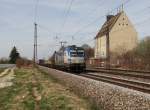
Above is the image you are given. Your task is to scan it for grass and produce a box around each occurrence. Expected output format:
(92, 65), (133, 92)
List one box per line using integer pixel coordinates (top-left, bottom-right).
(38, 68), (102, 110)
(0, 67), (91, 110)
(0, 68), (5, 74)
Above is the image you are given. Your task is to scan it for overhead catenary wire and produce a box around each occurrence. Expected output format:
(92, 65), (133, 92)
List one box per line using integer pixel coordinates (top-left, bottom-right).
(70, 0), (133, 38)
(38, 0), (149, 41)
(128, 6), (150, 15)
(34, 0), (150, 49)
(38, 0), (149, 44)
(36, 0), (105, 39)
(38, 24), (52, 35)
(74, 0), (106, 25)
(98, 16), (150, 35)
(75, 13), (150, 46)
(66, 4), (150, 40)
(56, 0), (131, 40)
(89, 16), (150, 39)
(107, 0), (132, 17)
(37, 0), (75, 44)
(67, 15), (150, 46)
(59, 0), (74, 35)
(107, 15), (150, 35)
(34, 0), (40, 23)
(76, 6), (150, 38)
(36, 0), (133, 40)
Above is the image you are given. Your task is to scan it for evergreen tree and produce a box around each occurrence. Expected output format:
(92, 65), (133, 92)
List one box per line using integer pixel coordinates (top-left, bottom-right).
(9, 46), (20, 64)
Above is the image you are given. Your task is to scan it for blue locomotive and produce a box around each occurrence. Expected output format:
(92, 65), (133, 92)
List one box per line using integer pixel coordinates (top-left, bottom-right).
(53, 45), (86, 72)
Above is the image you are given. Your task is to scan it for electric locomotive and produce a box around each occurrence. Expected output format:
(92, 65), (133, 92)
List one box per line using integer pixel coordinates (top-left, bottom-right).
(53, 45), (86, 72)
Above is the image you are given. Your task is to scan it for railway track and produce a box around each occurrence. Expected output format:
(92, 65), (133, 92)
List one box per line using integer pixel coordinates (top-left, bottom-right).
(41, 65), (150, 94)
(86, 68), (150, 79)
(87, 67), (150, 74)
(94, 67), (150, 74)
(79, 73), (150, 94)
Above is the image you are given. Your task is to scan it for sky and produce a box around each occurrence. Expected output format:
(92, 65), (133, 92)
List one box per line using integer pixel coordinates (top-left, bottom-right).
(0, 0), (150, 59)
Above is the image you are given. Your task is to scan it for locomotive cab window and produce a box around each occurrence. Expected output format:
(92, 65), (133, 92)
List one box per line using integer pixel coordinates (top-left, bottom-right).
(77, 52), (84, 57)
(70, 50), (84, 57)
(70, 52), (77, 57)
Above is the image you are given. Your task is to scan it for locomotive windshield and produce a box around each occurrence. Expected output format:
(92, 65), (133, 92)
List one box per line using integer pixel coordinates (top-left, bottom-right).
(70, 50), (84, 57)
(70, 52), (77, 57)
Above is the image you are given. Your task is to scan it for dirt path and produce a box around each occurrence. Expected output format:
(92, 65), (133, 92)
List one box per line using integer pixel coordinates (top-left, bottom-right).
(0, 68), (15, 88)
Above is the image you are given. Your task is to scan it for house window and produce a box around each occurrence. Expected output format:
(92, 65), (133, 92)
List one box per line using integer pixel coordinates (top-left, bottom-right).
(126, 24), (128, 26)
(123, 18), (125, 20)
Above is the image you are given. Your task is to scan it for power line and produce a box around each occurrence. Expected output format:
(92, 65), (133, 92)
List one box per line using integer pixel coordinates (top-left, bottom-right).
(66, 0), (149, 40)
(79, 16), (150, 45)
(109, 17), (150, 35)
(38, 24), (52, 35)
(62, 0), (74, 27)
(59, 0), (74, 35)
(125, 0), (133, 5)
(74, 6), (149, 39)
(35, 0), (149, 47)
(37, 0), (104, 39)
(74, 0), (105, 25)
(71, 10), (150, 46)
(73, 17), (150, 46)
(35, 0), (133, 41)
(37, 3), (149, 43)
(75, 0), (131, 36)
(129, 6), (150, 15)
(106, 0), (132, 15)
(70, 0), (133, 38)
(72, 15), (106, 37)
(34, 0), (39, 22)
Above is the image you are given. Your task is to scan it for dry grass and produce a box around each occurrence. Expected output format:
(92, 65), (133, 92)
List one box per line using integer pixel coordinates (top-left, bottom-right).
(0, 67), (91, 110)
(0, 68), (5, 74)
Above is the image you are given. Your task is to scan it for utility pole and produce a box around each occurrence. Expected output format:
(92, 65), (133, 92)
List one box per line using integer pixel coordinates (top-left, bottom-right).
(60, 41), (67, 48)
(106, 16), (110, 69)
(33, 22), (38, 66)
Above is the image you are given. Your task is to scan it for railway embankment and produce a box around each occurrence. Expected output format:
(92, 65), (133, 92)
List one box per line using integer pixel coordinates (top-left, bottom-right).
(39, 66), (150, 110)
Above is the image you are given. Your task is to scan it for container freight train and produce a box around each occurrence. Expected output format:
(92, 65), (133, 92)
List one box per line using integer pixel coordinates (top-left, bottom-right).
(52, 45), (86, 72)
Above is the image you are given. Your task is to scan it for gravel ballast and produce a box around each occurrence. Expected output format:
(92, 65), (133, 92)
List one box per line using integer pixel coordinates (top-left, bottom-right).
(39, 66), (150, 110)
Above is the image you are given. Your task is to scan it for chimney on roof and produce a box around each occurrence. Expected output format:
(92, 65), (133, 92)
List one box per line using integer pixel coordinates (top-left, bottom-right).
(106, 15), (114, 21)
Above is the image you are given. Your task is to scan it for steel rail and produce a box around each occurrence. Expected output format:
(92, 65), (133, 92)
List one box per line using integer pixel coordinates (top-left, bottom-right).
(93, 67), (150, 74)
(80, 73), (150, 94)
(86, 68), (150, 79)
